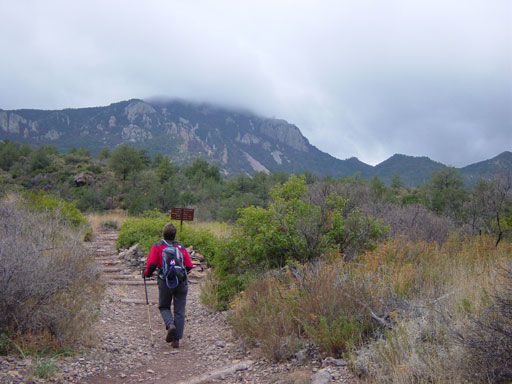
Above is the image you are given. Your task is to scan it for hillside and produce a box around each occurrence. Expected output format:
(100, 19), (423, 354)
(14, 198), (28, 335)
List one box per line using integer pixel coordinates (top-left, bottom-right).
(0, 99), (372, 178)
(374, 154), (446, 186)
(460, 151), (512, 184)
(0, 99), (509, 185)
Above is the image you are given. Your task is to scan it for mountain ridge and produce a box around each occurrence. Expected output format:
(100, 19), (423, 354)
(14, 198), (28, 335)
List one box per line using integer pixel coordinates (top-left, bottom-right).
(0, 99), (510, 185)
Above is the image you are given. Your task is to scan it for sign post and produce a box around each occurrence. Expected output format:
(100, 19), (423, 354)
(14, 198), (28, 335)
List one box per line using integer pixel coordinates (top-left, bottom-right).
(170, 208), (195, 231)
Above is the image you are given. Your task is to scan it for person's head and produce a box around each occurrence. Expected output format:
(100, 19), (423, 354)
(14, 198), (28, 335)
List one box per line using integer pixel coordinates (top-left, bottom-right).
(163, 223), (177, 241)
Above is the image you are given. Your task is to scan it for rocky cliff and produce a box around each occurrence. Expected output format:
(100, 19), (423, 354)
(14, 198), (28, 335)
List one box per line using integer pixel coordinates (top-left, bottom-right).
(0, 99), (372, 177)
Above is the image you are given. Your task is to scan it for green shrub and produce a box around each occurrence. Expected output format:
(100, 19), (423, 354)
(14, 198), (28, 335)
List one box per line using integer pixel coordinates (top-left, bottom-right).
(117, 216), (168, 252)
(208, 176), (388, 308)
(24, 190), (87, 228)
(117, 213), (221, 262)
(31, 359), (58, 379)
(304, 315), (360, 356)
(86, 164), (103, 174)
(101, 220), (119, 230)
(230, 274), (302, 361)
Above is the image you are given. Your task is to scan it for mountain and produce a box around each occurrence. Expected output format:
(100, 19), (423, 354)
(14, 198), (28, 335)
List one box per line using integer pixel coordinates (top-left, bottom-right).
(374, 154), (446, 186)
(0, 99), (372, 178)
(0, 99), (509, 185)
(459, 151), (512, 184)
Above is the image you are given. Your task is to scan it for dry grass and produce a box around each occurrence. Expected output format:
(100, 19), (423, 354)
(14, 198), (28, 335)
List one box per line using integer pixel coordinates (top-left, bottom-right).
(0, 198), (104, 353)
(199, 270), (221, 312)
(230, 235), (512, 383)
(271, 370), (312, 384)
(350, 236), (512, 383)
(230, 274), (302, 361)
(86, 210), (128, 232)
(187, 220), (232, 239)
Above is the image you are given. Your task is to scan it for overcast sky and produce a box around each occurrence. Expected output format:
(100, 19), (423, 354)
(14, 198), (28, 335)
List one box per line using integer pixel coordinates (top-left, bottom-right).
(0, 0), (510, 166)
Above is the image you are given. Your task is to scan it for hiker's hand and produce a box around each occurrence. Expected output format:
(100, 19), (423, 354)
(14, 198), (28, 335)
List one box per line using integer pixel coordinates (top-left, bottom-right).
(141, 270), (146, 278)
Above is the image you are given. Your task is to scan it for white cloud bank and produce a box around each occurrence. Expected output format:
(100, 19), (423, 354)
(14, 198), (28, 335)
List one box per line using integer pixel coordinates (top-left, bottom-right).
(0, 0), (510, 166)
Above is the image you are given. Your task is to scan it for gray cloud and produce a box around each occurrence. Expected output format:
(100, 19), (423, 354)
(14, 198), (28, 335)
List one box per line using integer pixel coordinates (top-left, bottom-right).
(0, 0), (510, 166)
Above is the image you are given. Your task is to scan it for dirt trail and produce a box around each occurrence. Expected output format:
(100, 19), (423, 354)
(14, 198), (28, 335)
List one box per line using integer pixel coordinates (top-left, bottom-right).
(80, 229), (256, 384)
(0, 228), (354, 383)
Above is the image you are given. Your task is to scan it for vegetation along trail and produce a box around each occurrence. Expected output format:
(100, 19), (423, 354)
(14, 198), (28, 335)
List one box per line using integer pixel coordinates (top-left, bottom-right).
(79, 228), (353, 384)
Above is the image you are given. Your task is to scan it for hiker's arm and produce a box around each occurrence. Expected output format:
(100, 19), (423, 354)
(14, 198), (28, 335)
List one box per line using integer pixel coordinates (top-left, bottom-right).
(144, 245), (160, 277)
(181, 248), (194, 272)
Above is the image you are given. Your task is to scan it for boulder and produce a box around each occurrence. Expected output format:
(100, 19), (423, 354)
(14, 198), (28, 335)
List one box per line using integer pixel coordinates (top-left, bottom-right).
(119, 244), (146, 268)
(73, 172), (88, 187)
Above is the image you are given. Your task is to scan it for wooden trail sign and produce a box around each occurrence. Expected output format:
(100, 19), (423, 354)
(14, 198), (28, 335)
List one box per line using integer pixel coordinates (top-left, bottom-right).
(171, 208), (195, 231)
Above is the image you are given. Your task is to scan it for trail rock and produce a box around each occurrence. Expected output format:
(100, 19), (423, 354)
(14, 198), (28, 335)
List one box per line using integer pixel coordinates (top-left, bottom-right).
(312, 369), (332, 384)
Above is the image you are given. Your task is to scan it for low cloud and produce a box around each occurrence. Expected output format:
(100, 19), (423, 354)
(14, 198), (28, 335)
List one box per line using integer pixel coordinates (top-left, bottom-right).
(0, 0), (510, 166)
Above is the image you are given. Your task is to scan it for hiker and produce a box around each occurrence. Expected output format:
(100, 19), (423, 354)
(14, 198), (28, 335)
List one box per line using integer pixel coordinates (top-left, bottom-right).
(143, 223), (194, 348)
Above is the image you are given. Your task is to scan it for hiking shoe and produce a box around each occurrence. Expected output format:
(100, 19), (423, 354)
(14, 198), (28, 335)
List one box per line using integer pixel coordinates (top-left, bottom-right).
(166, 324), (177, 343)
(172, 339), (179, 348)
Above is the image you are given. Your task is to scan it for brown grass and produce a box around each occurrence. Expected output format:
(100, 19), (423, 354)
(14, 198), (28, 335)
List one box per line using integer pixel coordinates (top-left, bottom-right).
(0, 198), (104, 353)
(199, 270), (221, 312)
(86, 210), (128, 232)
(229, 235), (512, 383)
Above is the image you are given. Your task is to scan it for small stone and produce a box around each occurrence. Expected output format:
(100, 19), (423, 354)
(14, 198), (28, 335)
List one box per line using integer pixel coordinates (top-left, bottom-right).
(323, 357), (347, 367)
(146, 369), (155, 374)
(312, 369), (331, 384)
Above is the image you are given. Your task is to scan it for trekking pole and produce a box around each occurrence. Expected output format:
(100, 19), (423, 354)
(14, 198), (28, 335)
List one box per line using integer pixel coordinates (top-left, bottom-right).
(143, 274), (155, 347)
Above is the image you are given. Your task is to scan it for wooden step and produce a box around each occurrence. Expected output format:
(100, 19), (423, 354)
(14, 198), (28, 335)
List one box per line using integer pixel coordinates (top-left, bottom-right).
(101, 260), (121, 266)
(109, 274), (140, 280)
(108, 280), (157, 286)
(119, 298), (157, 305)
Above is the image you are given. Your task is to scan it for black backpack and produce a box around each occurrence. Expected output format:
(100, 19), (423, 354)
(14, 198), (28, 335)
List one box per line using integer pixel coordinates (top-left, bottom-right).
(160, 240), (187, 289)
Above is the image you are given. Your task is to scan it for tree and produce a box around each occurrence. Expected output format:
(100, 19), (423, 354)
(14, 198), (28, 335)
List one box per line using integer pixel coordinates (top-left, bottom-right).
(486, 172), (512, 246)
(109, 144), (145, 181)
(0, 140), (32, 170)
(427, 167), (466, 220)
(390, 173), (403, 190)
(156, 156), (176, 182)
(96, 146), (111, 160)
(370, 176), (385, 201)
(152, 152), (163, 168)
(68, 147), (90, 158)
(185, 159), (221, 184)
(28, 146), (55, 172)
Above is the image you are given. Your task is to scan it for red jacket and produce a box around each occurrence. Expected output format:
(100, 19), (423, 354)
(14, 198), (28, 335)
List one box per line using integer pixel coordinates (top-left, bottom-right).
(144, 240), (194, 278)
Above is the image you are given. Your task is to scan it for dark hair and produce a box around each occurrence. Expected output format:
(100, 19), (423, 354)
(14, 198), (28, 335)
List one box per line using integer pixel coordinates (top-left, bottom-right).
(163, 223), (177, 241)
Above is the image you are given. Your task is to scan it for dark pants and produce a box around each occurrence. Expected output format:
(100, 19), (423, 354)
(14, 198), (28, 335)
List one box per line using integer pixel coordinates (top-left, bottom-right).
(157, 277), (188, 339)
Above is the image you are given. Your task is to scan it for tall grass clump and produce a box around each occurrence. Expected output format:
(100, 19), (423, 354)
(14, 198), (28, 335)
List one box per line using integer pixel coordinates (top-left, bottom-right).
(229, 234), (512, 383)
(230, 261), (394, 361)
(350, 236), (512, 383)
(0, 197), (103, 354)
(87, 210), (128, 232)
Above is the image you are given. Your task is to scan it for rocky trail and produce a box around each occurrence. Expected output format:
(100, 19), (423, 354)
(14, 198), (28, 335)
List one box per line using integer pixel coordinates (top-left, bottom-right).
(0, 229), (354, 384)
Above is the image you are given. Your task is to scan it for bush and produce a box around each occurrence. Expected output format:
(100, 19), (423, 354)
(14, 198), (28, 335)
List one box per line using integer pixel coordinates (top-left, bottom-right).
(30, 359), (58, 379)
(304, 315), (360, 356)
(117, 215), (169, 252)
(209, 176), (388, 308)
(350, 237), (512, 383)
(0, 197), (103, 352)
(455, 263), (512, 383)
(230, 274), (302, 361)
(230, 262), (388, 361)
(117, 213), (221, 262)
(101, 220), (119, 230)
(361, 203), (454, 244)
(24, 190), (87, 228)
